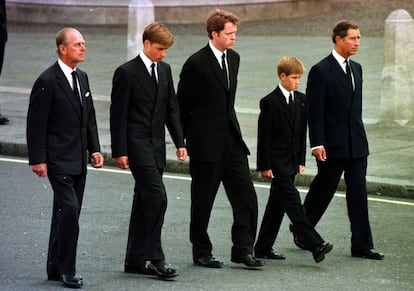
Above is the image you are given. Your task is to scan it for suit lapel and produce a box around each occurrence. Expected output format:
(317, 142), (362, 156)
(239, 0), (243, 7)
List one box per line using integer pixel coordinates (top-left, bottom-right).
(77, 69), (89, 124)
(55, 63), (82, 119)
(328, 54), (354, 95)
(275, 87), (293, 129)
(134, 56), (157, 101)
(206, 46), (228, 92)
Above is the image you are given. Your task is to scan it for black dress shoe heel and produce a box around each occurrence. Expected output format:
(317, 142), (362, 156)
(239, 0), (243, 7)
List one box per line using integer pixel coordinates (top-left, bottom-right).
(124, 264), (156, 275)
(351, 249), (384, 260)
(61, 274), (83, 288)
(148, 262), (178, 279)
(194, 256), (224, 268)
(255, 249), (286, 260)
(312, 242), (333, 263)
(47, 273), (61, 281)
(231, 254), (264, 268)
(290, 224), (309, 250)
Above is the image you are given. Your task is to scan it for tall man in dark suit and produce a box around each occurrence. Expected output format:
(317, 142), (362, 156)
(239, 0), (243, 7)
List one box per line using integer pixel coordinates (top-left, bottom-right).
(110, 22), (186, 279)
(254, 56), (333, 263)
(27, 27), (104, 288)
(177, 9), (263, 269)
(293, 20), (384, 260)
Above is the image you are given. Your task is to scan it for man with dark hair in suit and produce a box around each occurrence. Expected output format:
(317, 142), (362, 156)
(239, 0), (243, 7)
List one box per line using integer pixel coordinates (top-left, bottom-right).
(177, 9), (263, 269)
(291, 20), (384, 260)
(110, 22), (186, 279)
(27, 27), (104, 288)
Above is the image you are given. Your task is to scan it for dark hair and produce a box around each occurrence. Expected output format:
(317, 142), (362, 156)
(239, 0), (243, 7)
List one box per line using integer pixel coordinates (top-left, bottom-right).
(205, 9), (239, 40)
(142, 22), (174, 47)
(332, 20), (359, 43)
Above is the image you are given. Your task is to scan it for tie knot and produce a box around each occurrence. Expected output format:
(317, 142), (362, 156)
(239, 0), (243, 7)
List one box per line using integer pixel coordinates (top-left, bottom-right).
(222, 53), (226, 59)
(151, 62), (155, 69)
(71, 70), (77, 77)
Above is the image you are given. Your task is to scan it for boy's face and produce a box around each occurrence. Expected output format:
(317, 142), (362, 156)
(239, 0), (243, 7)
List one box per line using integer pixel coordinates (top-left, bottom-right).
(280, 73), (302, 91)
(143, 40), (169, 62)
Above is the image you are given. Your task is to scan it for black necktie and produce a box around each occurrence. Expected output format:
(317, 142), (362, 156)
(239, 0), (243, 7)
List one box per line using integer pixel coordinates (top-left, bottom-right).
(288, 93), (294, 117)
(151, 62), (158, 91)
(221, 53), (229, 90)
(345, 60), (353, 87)
(71, 71), (82, 105)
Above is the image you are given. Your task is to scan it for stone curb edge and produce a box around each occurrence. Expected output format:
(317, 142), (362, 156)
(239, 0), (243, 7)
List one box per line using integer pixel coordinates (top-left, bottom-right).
(1, 142), (412, 200)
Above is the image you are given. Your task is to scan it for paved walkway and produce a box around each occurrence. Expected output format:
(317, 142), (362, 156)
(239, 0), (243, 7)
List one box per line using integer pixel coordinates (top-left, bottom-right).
(0, 19), (413, 199)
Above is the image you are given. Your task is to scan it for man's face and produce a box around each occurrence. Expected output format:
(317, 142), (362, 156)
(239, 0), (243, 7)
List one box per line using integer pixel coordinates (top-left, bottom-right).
(143, 40), (169, 62)
(212, 22), (237, 51)
(60, 29), (86, 68)
(280, 73), (302, 92)
(336, 28), (360, 58)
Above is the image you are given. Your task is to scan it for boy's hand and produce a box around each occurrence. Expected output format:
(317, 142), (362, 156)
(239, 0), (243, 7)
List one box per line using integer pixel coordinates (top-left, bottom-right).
(260, 169), (274, 179)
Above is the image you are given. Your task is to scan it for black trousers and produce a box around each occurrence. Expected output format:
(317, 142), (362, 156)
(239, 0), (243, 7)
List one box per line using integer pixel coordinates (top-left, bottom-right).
(0, 40), (5, 75)
(189, 133), (258, 260)
(255, 175), (324, 253)
(125, 165), (166, 267)
(47, 173), (86, 276)
(304, 157), (373, 251)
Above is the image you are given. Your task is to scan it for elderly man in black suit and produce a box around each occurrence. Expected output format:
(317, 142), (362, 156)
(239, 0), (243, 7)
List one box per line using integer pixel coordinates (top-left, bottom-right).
(291, 20), (384, 260)
(27, 27), (104, 288)
(177, 9), (263, 269)
(110, 22), (186, 279)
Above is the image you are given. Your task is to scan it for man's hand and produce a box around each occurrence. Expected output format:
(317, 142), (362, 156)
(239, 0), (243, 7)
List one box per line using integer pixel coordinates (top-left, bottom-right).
(312, 147), (327, 161)
(260, 169), (274, 179)
(115, 156), (129, 169)
(176, 147), (187, 161)
(91, 152), (104, 168)
(32, 163), (48, 177)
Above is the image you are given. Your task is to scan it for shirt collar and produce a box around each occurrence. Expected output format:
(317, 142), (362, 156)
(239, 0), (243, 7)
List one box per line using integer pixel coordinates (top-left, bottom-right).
(278, 83), (293, 99)
(139, 51), (156, 73)
(332, 49), (348, 65)
(58, 58), (75, 75)
(209, 41), (227, 65)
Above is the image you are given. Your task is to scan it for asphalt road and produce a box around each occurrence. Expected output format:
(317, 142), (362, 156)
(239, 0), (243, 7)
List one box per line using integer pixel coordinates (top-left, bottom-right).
(1, 156), (413, 290)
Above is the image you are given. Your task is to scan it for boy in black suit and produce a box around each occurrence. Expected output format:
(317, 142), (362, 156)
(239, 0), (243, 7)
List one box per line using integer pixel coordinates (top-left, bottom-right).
(254, 57), (332, 263)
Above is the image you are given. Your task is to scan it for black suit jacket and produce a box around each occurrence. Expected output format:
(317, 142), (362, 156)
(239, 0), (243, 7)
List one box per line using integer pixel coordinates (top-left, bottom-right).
(177, 44), (249, 161)
(257, 86), (307, 176)
(27, 62), (101, 175)
(307, 54), (369, 159)
(0, 0), (7, 43)
(110, 56), (184, 168)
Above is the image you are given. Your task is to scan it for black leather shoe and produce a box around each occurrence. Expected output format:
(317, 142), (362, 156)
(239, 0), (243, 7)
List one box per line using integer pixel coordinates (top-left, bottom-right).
(194, 256), (224, 268)
(255, 249), (285, 260)
(290, 224), (309, 250)
(312, 242), (333, 263)
(231, 254), (264, 268)
(124, 264), (156, 275)
(352, 249), (384, 260)
(61, 274), (83, 288)
(0, 116), (9, 125)
(147, 261), (178, 279)
(47, 273), (61, 281)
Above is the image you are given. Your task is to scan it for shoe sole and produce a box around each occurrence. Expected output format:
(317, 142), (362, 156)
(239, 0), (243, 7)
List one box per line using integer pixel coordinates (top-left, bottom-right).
(313, 244), (333, 263)
(193, 261), (224, 268)
(231, 259), (264, 269)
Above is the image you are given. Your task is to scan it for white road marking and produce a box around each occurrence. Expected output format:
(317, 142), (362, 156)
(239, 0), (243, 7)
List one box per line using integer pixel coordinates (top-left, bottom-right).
(2, 156), (413, 206)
